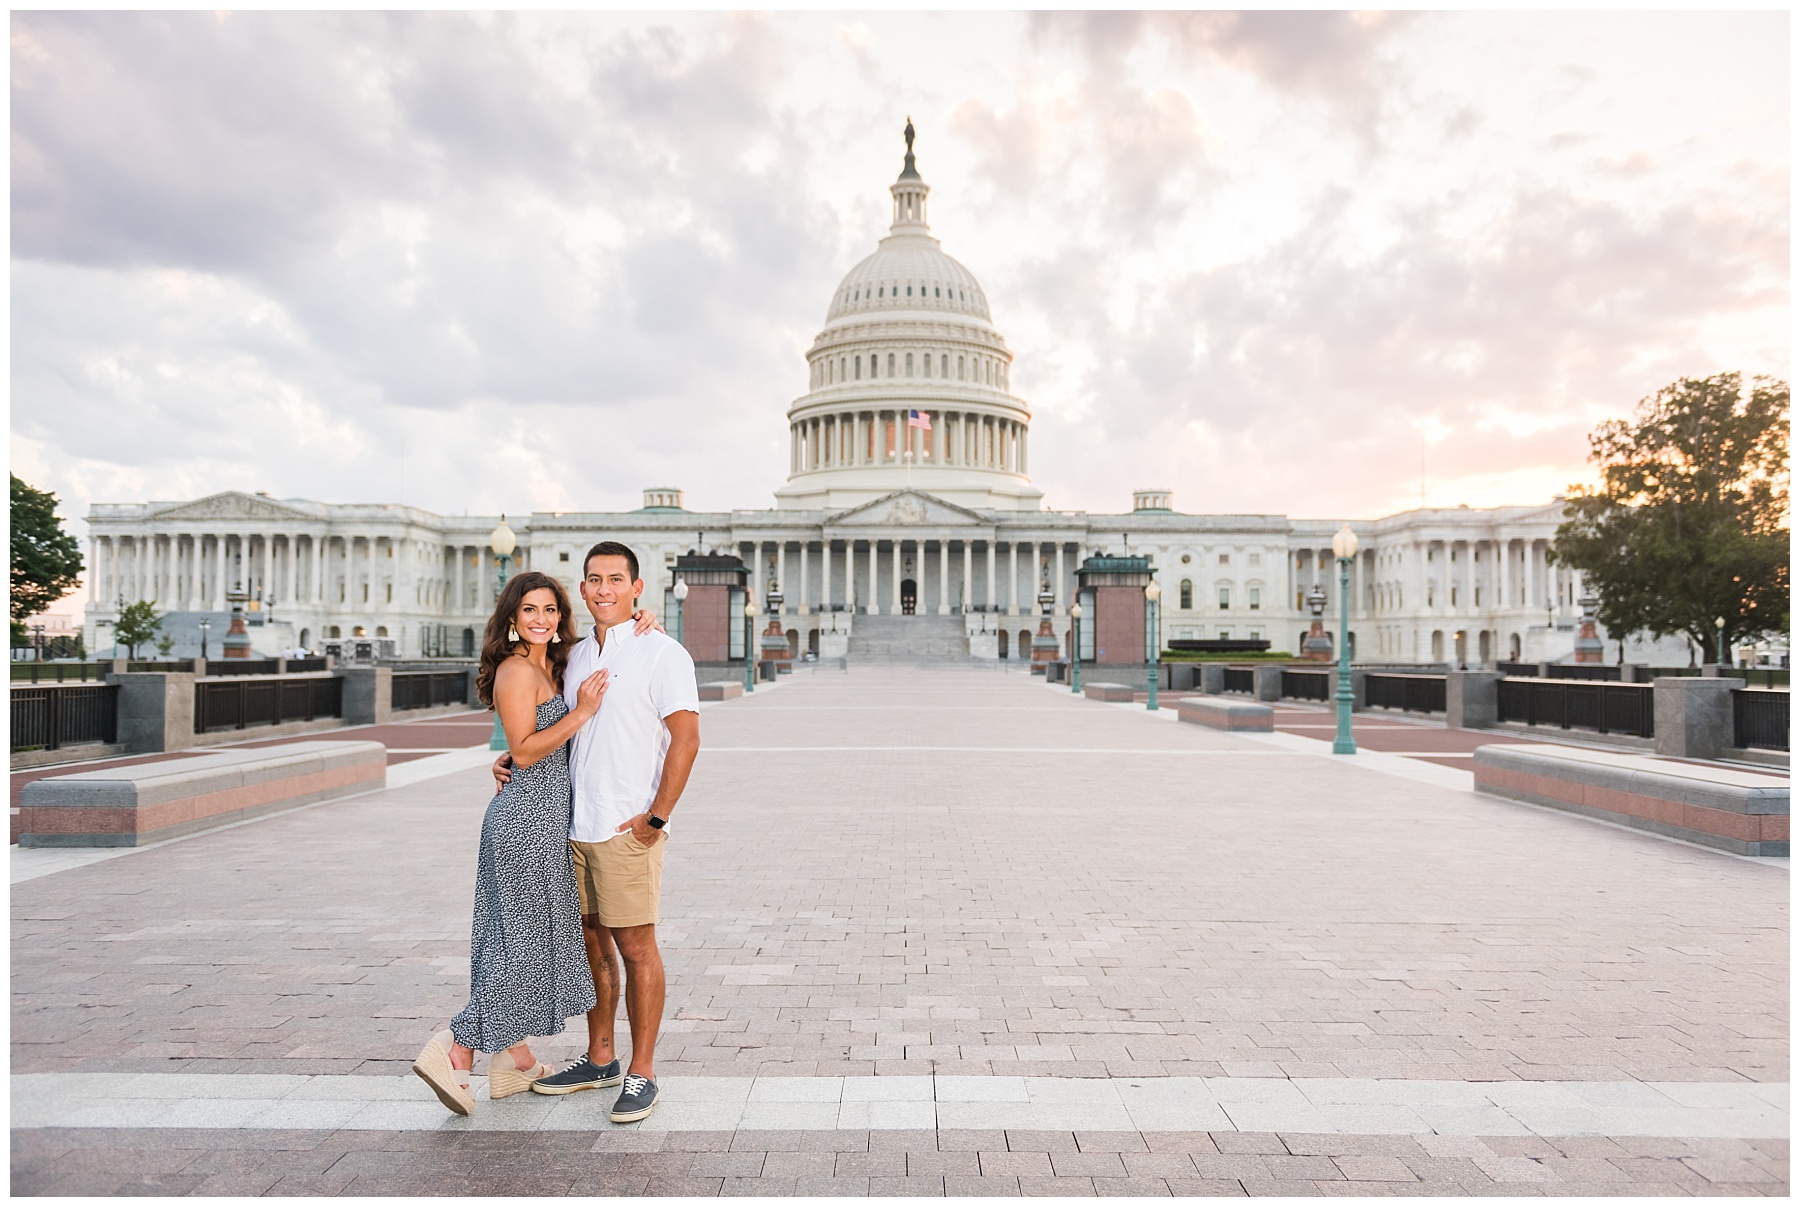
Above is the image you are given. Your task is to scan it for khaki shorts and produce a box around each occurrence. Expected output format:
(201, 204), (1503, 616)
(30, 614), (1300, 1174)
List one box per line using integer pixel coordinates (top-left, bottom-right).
(570, 832), (665, 928)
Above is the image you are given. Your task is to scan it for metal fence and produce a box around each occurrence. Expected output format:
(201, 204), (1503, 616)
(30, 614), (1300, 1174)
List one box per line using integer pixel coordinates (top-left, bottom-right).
(127, 659), (196, 673)
(206, 658), (282, 677)
(10, 661), (110, 683)
(288, 657), (328, 673)
(1733, 690), (1789, 751)
(1495, 661), (1537, 676)
(1497, 679), (1654, 738)
(195, 675), (343, 733)
(392, 670), (471, 711)
(11, 684), (120, 752)
(1221, 667), (1255, 695)
(1544, 664), (1622, 682)
(1281, 670), (1330, 701)
(1365, 673), (1446, 714)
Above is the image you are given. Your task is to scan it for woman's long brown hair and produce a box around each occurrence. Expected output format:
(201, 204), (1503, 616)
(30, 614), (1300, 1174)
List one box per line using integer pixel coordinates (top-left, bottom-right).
(475, 570), (579, 708)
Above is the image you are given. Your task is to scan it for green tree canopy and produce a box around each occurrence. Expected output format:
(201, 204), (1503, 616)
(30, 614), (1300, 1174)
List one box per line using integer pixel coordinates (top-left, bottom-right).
(113, 599), (163, 659)
(1551, 373), (1788, 659)
(10, 474), (84, 622)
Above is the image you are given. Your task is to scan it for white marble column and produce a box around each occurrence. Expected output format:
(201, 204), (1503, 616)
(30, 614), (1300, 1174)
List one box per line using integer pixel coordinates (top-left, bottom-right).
(777, 542), (788, 614)
(798, 542), (809, 613)
(890, 540), (901, 612)
(1007, 542), (1019, 614)
(943, 539), (957, 615)
(985, 541), (996, 611)
(1055, 543), (1065, 615)
(962, 540), (972, 611)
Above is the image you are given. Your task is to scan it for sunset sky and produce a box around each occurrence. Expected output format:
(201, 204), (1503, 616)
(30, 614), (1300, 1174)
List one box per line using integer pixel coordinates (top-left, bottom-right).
(11, 11), (1789, 601)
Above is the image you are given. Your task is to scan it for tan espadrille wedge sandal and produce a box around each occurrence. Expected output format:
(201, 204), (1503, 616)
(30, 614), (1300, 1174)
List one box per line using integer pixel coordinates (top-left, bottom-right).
(487, 1051), (553, 1100)
(412, 1029), (475, 1116)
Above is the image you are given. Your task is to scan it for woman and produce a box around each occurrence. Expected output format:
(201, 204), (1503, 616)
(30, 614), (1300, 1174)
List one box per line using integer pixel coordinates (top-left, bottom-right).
(412, 571), (657, 1114)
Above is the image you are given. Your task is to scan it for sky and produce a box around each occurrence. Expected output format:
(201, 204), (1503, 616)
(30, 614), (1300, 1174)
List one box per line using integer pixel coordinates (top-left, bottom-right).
(10, 11), (1790, 611)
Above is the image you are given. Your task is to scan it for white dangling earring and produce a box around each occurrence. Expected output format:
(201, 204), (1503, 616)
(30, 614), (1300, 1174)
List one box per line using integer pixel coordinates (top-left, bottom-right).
(507, 626), (519, 643)
(551, 631), (562, 644)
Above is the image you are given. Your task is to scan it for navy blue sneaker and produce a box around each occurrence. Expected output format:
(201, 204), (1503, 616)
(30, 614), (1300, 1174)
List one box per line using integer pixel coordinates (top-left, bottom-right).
(610, 1073), (659, 1122)
(530, 1057), (623, 1095)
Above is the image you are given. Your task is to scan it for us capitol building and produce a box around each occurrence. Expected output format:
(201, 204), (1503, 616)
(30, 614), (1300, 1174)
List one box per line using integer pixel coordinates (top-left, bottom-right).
(83, 130), (1606, 670)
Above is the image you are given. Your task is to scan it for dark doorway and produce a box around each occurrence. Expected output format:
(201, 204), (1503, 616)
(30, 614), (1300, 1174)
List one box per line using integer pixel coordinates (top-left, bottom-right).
(901, 579), (917, 615)
(998, 629), (1010, 659)
(461, 627), (475, 657)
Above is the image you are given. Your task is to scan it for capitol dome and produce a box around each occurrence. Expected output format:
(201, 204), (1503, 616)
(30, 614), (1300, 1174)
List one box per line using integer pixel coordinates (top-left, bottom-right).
(775, 123), (1041, 512)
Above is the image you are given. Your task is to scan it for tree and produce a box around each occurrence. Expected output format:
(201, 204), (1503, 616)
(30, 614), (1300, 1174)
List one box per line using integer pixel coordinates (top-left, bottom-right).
(1552, 373), (1788, 661)
(114, 600), (163, 659)
(10, 474), (84, 622)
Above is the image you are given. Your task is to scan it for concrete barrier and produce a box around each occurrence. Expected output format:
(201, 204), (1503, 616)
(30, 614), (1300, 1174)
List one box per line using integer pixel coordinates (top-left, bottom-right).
(17, 740), (388, 848)
(1083, 682), (1137, 703)
(698, 681), (744, 701)
(1176, 696), (1275, 732)
(1473, 743), (1788, 857)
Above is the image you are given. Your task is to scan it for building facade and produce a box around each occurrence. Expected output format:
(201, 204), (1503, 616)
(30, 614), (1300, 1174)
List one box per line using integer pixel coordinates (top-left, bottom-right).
(83, 132), (1636, 669)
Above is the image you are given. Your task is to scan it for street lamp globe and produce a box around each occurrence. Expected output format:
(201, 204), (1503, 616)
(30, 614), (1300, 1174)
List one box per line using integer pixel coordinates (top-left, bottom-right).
(1143, 581), (1161, 602)
(745, 600), (759, 618)
(1069, 602), (1082, 618)
(489, 517), (517, 559)
(1332, 524), (1359, 561)
(673, 579), (689, 602)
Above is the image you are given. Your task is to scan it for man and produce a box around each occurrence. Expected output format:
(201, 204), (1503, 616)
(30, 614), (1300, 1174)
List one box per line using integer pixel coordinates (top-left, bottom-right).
(502, 540), (700, 1123)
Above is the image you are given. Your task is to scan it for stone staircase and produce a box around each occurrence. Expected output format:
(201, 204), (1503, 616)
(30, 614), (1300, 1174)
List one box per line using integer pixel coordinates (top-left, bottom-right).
(846, 614), (971, 663)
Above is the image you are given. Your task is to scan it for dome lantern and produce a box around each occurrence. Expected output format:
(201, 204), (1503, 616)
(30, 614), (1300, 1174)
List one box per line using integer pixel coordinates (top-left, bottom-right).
(890, 116), (930, 234)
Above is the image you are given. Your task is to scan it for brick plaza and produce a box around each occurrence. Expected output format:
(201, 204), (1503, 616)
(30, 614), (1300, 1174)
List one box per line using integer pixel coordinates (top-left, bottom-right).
(10, 666), (1789, 1195)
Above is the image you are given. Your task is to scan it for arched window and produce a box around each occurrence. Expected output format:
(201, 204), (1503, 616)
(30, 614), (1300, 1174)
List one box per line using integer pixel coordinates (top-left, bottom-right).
(922, 353), (930, 377)
(940, 354), (948, 377)
(958, 356), (966, 380)
(887, 352), (895, 376)
(905, 352), (914, 376)
(906, 285), (912, 297)
(935, 286), (941, 297)
(840, 357), (847, 381)
(376, 626), (389, 637)
(878, 286), (884, 297)
(855, 356), (862, 380)
(1179, 579), (1193, 610)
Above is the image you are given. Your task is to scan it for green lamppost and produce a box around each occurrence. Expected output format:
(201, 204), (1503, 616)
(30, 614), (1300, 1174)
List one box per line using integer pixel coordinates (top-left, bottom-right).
(1143, 580), (1161, 711)
(673, 577), (688, 648)
(744, 598), (758, 692)
(1714, 615), (1727, 668)
(1069, 602), (1083, 693)
(487, 516), (517, 751)
(1331, 523), (1358, 755)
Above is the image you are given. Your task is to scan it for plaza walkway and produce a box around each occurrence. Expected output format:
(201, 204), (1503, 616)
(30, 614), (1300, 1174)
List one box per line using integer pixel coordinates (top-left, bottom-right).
(11, 666), (1788, 1195)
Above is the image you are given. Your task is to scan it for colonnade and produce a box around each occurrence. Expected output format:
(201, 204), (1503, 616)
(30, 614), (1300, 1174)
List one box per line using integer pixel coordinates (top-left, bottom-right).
(88, 532), (517, 616)
(741, 538), (1078, 617)
(790, 410), (1028, 475)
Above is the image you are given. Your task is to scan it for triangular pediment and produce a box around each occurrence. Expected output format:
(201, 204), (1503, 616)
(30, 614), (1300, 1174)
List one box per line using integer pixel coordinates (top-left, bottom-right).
(148, 492), (318, 523)
(827, 490), (989, 528)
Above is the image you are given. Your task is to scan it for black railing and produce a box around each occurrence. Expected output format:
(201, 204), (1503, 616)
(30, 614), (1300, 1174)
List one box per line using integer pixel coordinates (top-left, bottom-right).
(1365, 673), (1446, 714)
(288, 657), (328, 674)
(10, 661), (109, 683)
(11, 684), (119, 752)
(1281, 670), (1329, 701)
(1496, 661), (1537, 676)
(1497, 678), (1654, 738)
(207, 658), (282, 677)
(1222, 667), (1255, 695)
(127, 659), (195, 673)
(1545, 664), (1622, 682)
(195, 675), (343, 733)
(1632, 666), (1701, 683)
(1733, 690), (1789, 751)
(392, 671), (471, 711)
(1734, 667), (1791, 689)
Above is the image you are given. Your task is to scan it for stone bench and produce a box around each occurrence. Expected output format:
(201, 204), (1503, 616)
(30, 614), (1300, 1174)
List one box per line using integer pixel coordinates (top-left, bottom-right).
(1082, 682), (1137, 703)
(17, 741), (387, 848)
(1473, 743), (1789, 857)
(698, 681), (744, 701)
(1176, 696), (1275, 732)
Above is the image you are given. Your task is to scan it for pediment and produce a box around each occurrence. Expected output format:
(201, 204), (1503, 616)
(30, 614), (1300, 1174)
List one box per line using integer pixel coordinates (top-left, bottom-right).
(148, 492), (317, 523)
(827, 490), (990, 529)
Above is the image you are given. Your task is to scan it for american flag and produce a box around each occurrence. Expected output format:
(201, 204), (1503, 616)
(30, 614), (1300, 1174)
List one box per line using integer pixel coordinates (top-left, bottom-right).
(906, 409), (932, 430)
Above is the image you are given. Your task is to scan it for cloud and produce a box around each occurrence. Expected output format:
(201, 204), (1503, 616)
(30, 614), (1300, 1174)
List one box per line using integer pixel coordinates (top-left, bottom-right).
(8, 9), (1788, 579)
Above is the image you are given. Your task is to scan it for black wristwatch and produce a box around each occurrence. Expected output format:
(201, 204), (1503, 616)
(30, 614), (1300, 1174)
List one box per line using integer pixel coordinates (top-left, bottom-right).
(645, 812), (667, 830)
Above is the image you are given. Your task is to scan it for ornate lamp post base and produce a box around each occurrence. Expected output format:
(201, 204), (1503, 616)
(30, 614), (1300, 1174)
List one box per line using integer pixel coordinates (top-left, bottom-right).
(1330, 526), (1358, 755)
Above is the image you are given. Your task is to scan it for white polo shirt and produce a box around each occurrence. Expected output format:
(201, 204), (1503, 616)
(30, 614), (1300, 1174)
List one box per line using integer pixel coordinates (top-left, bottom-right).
(562, 620), (700, 844)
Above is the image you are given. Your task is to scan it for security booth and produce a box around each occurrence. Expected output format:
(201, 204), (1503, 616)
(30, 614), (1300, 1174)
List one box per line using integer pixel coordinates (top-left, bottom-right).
(665, 553), (748, 664)
(1075, 554), (1155, 665)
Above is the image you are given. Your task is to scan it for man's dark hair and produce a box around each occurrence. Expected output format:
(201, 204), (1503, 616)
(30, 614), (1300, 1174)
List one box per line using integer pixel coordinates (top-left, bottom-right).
(584, 541), (640, 583)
